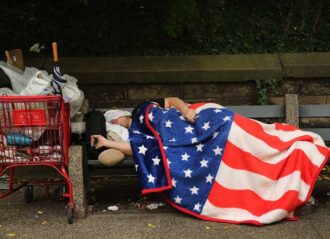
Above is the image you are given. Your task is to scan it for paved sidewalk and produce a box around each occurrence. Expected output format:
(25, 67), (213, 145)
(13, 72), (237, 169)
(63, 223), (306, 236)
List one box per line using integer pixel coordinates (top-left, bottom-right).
(0, 176), (329, 239)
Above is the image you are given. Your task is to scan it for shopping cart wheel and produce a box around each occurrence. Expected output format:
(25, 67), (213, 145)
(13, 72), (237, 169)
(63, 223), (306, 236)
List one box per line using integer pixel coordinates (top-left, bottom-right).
(24, 185), (34, 203)
(67, 205), (74, 224)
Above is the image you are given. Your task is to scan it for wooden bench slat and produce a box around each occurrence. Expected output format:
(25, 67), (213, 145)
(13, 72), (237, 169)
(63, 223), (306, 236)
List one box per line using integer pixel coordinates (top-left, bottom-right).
(88, 158), (134, 167)
(300, 105), (330, 118)
(228, 105), (284, 118)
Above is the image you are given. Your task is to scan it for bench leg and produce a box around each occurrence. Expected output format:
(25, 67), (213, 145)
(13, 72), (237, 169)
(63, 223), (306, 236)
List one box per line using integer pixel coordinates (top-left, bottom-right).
(69, 145), (87, 219)
(285, 94), (299, 127)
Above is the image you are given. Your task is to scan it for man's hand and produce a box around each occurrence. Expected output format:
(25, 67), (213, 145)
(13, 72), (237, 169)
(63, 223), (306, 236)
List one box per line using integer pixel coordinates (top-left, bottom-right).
(90, 135), (108, 149)
(183, 108), (197, 123)
(165, 97), (197, 123)
(91, 135), (133, 155)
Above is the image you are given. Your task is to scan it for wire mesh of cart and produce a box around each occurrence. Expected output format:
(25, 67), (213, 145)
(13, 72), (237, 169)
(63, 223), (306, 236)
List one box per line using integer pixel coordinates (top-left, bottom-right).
(0, 95), (74, 223)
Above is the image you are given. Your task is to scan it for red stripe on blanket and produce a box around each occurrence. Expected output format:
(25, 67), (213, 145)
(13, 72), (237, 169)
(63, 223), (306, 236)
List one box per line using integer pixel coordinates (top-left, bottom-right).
(208, 182), (302, 217)
(234, 114), (316, 150)
(188, 102), (208, 110)
(274, 122), (299, 131)
(222, 141), (318, 183)
(316, 144), (330, 158)
(144, 104), (173, 191)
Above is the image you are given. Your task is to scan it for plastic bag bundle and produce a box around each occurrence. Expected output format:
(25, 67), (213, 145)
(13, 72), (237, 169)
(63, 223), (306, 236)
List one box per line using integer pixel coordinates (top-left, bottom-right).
(0, 61), (84, 117)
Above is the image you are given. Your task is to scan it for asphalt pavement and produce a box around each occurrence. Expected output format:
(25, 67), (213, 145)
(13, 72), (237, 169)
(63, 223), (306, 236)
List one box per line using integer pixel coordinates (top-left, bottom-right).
(0, 171), (329, 239)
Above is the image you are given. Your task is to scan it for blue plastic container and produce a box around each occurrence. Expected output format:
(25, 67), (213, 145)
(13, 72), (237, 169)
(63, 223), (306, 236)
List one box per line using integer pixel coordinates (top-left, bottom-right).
(7, 133), (33, 146)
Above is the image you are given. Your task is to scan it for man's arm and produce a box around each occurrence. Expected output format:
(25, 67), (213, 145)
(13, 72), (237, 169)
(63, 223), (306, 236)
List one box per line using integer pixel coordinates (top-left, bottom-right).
(164, 97), (197, 123)
(91, 135), (133, 156)
(106, 140), (132, 156)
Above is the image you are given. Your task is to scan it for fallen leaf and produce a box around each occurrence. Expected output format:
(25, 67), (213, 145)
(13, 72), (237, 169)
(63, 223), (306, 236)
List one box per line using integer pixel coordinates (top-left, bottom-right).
(148, 223), (156, 228)
(7, 233), (16, 237)
(205, 226), (211, 229)
(41, 221), (48, 225)
(37, 211), (44, 215)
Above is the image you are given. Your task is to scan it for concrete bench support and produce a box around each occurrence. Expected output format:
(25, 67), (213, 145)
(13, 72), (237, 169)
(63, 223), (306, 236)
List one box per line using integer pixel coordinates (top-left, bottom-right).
(69, 145), (86, 219)
(285, 94), (299, 127)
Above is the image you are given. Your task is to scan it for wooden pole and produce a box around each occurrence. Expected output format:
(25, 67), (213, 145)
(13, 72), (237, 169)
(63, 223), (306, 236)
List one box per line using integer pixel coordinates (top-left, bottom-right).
(52, 42), (59, 63)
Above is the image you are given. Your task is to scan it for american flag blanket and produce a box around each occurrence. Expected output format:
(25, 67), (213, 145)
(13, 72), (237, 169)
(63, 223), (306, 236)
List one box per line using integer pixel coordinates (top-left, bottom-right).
(129, 102), (329, 225)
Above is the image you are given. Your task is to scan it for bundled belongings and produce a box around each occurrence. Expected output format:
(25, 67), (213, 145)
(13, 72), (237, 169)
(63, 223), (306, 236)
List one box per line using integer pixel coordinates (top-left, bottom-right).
(0, 48), (84, 118)
(0, 45), (76, 223)
(129, 101), (330, 225)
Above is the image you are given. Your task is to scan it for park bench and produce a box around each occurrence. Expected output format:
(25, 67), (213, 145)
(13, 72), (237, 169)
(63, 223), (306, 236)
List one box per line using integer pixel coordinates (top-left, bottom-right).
(2, 50), (328, 221)
(68, 94), (330, 218)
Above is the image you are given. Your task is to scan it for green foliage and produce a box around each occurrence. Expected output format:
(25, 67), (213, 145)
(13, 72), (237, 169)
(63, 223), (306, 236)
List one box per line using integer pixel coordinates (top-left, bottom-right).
(162, 0), (199, 38)
(256, 79), (282, 105)
(0, 0), (329, 56)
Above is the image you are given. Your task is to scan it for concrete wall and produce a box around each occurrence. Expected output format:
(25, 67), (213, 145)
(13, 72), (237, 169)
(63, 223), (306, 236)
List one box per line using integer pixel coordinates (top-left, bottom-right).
(0, 53), (329, 110)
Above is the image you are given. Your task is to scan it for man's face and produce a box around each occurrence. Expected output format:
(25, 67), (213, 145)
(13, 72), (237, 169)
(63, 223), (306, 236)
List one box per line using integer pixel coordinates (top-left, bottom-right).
(112, 116), (130, 128)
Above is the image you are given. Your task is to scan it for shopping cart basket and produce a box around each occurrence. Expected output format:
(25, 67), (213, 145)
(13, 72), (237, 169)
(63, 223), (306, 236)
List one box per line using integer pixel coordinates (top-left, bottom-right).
(0, 95), (74, 223)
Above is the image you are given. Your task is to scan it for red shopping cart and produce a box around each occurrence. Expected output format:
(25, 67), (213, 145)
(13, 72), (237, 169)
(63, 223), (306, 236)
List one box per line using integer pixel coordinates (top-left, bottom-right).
(0, 95), (74, 223)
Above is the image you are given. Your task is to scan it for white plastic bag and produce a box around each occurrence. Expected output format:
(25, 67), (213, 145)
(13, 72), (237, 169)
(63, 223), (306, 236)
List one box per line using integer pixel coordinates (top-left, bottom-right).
(0, 61), (39, 94)
(61, 74), (84, 117)
(20, 71), (53, 96)
(0, 87), (17, 96)
(0, 61), (84, 118)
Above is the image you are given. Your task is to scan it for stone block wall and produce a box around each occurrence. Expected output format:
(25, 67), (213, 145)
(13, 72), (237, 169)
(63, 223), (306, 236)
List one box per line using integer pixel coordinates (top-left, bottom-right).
(0, 53), (329, 127)
(268, 78), (330, 127)
(80, 81), (257, 108)
(80, 78), (330, 108)
(269, 79), (330, 105)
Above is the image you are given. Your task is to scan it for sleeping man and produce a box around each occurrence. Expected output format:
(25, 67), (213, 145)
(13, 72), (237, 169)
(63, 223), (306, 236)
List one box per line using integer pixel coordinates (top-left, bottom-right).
(91, 97), (330, 225)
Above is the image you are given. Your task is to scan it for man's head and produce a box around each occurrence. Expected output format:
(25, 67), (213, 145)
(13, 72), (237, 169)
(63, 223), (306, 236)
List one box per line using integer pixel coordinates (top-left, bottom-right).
(104, 110), (132, 128)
